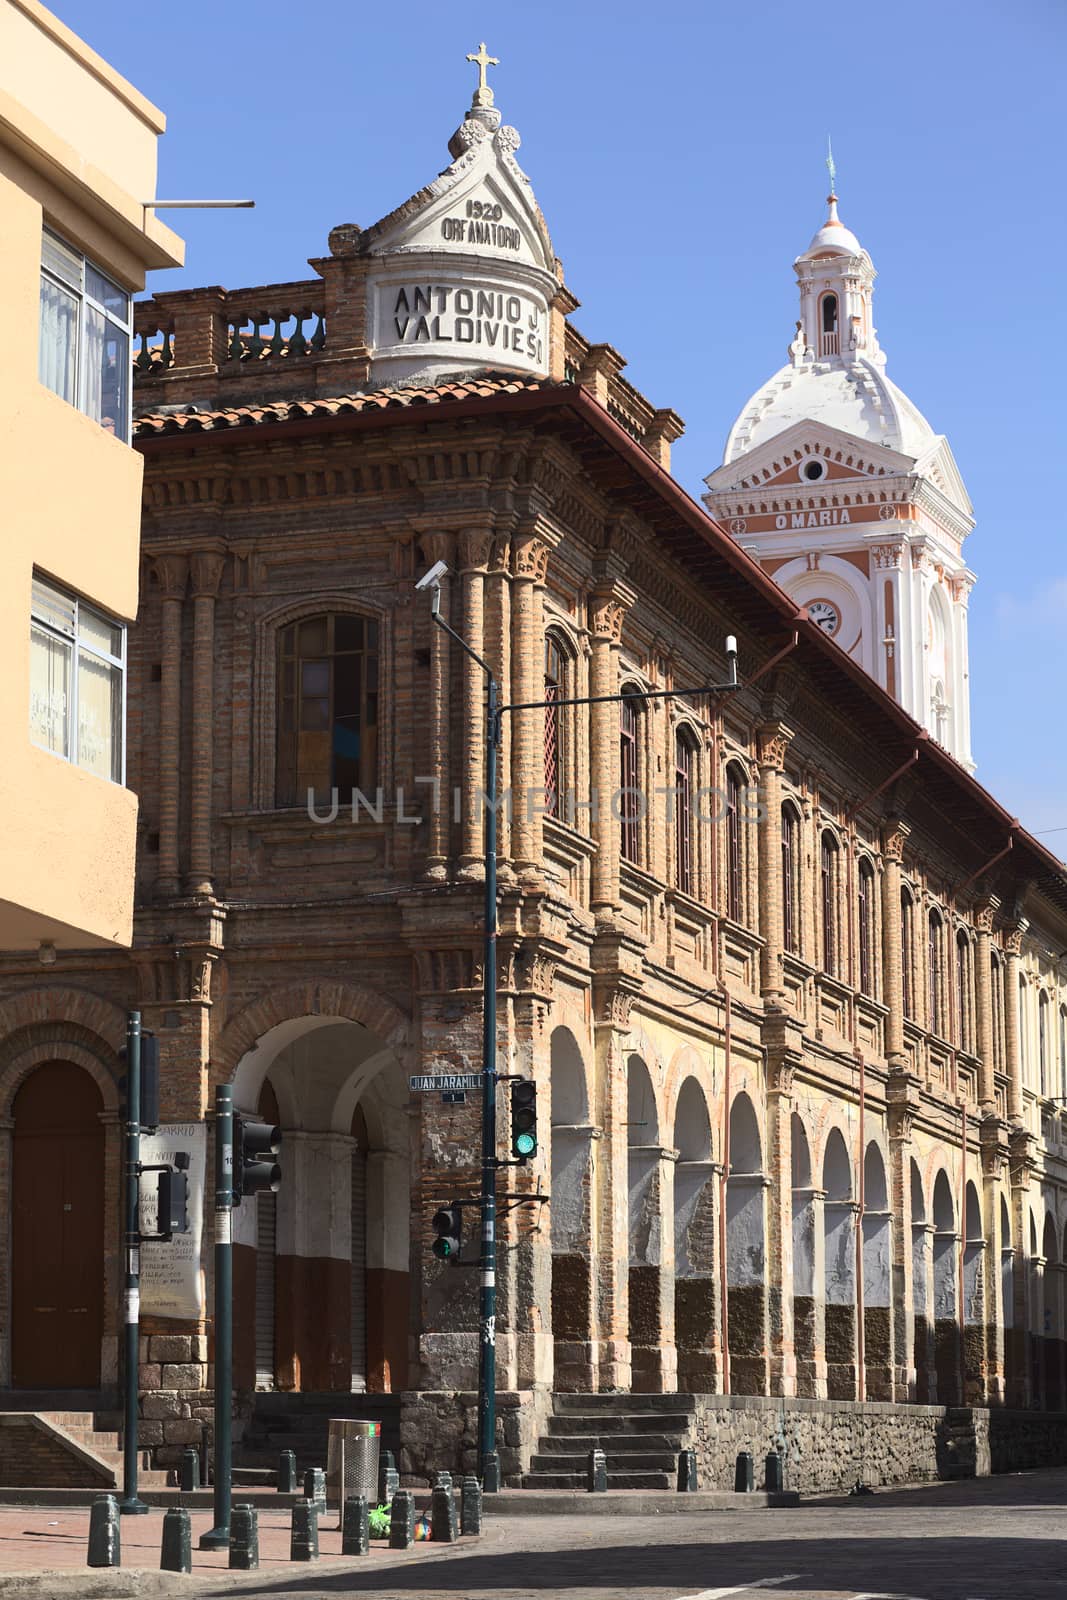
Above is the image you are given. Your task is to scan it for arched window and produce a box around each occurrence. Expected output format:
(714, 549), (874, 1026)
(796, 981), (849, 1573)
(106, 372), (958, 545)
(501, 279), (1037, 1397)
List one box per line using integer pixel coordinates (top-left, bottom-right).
(820, 293), (839, 356)
(276, 613), (379, 806)
(781, 802), (800, 956)
(991, 952), (1005, 1072)
(956, 930), (972, 1052)
(820, 830), (839, 975)
(674, 726), (697, 895)
(858, 858), (875, 997)
(543, 633), (566, 821)
(1019, 975), (1029, 1085)
(725, 763), (746, 922)
(1060, 1005), (1067, 1102)
(901, 887), (915, 1020)
(1039, 992), (1050, 1097)
(619, 689), (642, 864)
(928, 910), (944, 1038)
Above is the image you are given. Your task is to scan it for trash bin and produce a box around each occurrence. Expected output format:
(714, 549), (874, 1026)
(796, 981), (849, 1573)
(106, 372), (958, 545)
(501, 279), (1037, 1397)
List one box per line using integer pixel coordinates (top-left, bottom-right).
(326, 1420), (381, 1521)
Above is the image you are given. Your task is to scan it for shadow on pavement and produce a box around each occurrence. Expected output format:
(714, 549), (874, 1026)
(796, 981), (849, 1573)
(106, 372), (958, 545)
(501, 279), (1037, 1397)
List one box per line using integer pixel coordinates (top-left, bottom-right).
(202, 1531), (1067, 1599)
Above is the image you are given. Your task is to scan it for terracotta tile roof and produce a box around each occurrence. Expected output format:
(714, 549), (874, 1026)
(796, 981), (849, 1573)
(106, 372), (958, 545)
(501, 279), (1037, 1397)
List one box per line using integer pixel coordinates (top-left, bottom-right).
(134, 372), (556, 437)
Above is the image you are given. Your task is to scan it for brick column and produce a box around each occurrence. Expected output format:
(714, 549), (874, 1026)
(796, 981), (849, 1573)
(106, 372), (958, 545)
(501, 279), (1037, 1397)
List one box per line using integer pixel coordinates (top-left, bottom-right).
(792, 1185), (827, 1397)
(510, 529), (554, 878)
(912, 1220), (937, 1401)
(457, 530), (493, 879)
(1008, 1127), (1034, 1406)
(591, 982), (638, 1391)
(153, 555), (187, 897)
(483, 537), (512, 869)
(881, 819), (911, 1070)
(1004, 920), (1028, 1124)
(421, 533), (453, 881)
(756, 723), (794, 1003)
(187, 551), (225, 897)
(587, 569), (634, 921)
(764, 1024), (801, 1396)
(975, 897), (1000, 1113)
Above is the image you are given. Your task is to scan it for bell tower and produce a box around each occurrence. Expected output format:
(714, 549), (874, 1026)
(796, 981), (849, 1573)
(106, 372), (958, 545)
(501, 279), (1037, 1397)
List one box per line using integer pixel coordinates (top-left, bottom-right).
(704, 160), (977, 772)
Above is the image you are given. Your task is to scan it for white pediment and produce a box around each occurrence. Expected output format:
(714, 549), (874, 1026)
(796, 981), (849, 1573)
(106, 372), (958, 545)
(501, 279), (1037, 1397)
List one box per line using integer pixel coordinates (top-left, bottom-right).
(705, 418), (918, 496)
(912, 436), (973, 520)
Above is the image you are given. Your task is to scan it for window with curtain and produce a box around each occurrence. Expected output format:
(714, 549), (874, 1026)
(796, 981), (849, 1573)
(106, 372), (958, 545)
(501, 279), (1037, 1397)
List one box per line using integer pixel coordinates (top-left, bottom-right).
(781, 803), (799, 955)
(543, 634), (566, 821)
(928, 911), (945, 1037)
(619, 689), (641, 864)
(726, 764), (745, 921)
(674, 727), (696, 896)
(858, 858), (875, 997)
(30, 573), (124, 782)
(902, 888), (915, 1020)
(276, 613), (379, 806)
(820, 831), (839, 975)
(39, 229), (131, 440)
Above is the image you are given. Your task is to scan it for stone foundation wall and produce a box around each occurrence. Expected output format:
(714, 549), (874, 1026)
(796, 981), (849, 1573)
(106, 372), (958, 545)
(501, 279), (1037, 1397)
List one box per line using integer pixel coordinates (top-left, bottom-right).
(398, 1388), (551, 1487)
(689, 1395), (1067, 1494)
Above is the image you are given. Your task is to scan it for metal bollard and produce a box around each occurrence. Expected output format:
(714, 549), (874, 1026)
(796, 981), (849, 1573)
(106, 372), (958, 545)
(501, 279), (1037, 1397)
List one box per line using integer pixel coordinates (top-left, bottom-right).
(341, 1493), (370, 1555)
(179, 1447), (200, 1493)
(290, 1499), (319, 1562)
(677, 1448), (698, 1492)
(389, 1488), (415, 1549)
(87, 1495), (121, 1568)
(734, 1450), (755, 1493)
(460, 1473), (482, 1535)
(431, 1482), (457, 1543)
(160, 1507), (192, 1573)
(229, 1504), (259, 1570)
(764, 1450), (784, 1494)
(277, 1448), (297, 1493)
(304, 1466), (326, 1514)
(587, 1447), (607, 1493)
(377, 1450), (399, 1507)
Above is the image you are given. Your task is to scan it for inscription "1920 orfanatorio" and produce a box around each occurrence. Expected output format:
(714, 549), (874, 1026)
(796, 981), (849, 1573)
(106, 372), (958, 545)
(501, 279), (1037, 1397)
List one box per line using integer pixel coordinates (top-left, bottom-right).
(392, 286), (543, 362)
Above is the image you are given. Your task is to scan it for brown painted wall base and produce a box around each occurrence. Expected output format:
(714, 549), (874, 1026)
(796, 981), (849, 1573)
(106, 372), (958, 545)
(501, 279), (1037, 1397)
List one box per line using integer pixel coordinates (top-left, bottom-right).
(275, 1254), (351, 1392)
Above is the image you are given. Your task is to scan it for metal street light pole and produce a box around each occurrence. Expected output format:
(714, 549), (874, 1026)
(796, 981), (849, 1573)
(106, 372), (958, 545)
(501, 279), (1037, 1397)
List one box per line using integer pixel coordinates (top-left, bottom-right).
(200, 1084), (234, 1549)
(418, 559), (740, 1490)
(119, 1010), (148, 1515)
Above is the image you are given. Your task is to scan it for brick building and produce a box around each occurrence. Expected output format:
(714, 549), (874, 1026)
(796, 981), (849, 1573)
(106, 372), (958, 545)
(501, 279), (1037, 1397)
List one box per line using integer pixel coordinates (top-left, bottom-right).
(3, 56), (1067, 1489)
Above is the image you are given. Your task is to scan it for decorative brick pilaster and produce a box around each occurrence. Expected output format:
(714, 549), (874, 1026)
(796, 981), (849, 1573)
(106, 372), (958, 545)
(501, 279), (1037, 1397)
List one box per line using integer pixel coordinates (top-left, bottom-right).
(152, 555), (188, 897)
(457, 530), (493, 879)
(421, 533), (454, 882)
(887, 1074), (921, 1400)
(881, 818), (911, 1070)
(974, 896), (1000, 1112)
(587, 565), (634, 921)
(509, 528), (554, 879)
(187, 551), (225, 896)
(1004, 920), (1028, 1123)
(756, 722), (793, 1002)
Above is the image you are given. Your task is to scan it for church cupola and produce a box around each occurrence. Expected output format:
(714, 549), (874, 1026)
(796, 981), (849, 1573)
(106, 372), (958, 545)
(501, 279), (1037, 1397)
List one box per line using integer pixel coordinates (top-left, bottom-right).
(351, 43), (563, 388)
(791, 155), (881, 369)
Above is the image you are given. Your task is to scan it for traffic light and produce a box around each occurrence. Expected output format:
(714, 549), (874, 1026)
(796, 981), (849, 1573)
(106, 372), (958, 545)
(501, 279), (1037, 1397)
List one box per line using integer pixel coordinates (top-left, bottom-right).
(510, 1079), (537, 1161)
(156, 1166), (189, 1239)
(233, 1115), (282, 1204)
(431, 1205), (462, 1261)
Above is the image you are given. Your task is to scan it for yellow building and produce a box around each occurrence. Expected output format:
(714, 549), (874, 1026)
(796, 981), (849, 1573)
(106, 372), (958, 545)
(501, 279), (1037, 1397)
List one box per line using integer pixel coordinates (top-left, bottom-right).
(0, 0), (183, 952)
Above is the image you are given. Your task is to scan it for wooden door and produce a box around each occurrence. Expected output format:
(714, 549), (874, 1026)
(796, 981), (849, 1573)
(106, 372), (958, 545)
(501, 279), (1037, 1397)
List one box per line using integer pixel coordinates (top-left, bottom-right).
(12, 1063), (104, 1388)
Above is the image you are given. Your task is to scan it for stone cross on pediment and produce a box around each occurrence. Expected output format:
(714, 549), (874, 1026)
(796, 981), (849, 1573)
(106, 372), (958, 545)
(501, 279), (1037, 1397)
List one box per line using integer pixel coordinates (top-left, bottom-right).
(467, 41), (499, 107)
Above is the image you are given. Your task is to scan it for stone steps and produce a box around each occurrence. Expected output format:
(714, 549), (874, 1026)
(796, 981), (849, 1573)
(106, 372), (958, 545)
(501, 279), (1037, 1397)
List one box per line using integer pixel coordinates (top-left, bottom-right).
(522, 1393), (693, 1492)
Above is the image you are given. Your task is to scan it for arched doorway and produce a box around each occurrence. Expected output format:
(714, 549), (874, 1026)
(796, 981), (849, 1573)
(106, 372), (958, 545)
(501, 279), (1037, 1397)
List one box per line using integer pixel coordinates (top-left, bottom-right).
(726, 1092), (766, 1395)
(862, 1142), (892, 1399)
(672, 1076), (716, 1393)
(791, 1113), (821, 1397)
(549, 1027), (594, 1391)
(627, 1055), (673, 1390)
(932, 1170), (959, 1403)
(12, 1063), (104, 1388)
(962, 1181), (986, 1402)
(911, 1160), (932, 1401)
(232, 1015), (410, 1396)
(822, 1128), (855, 1399)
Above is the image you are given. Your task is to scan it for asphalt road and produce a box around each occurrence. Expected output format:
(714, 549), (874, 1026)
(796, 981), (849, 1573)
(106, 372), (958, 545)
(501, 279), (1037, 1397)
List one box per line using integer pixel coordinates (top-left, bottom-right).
(0, 1470), (1064, 1600)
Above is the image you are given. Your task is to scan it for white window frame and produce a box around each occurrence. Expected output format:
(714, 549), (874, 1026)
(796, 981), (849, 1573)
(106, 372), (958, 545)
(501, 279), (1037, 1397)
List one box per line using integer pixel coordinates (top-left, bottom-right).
(39, 227), (133, 443)
(30, 573), (127, 784)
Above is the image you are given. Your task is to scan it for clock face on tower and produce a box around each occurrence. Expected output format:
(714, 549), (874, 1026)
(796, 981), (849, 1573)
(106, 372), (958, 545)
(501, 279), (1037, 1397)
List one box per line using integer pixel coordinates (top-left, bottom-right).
(806, 599), (841, 636)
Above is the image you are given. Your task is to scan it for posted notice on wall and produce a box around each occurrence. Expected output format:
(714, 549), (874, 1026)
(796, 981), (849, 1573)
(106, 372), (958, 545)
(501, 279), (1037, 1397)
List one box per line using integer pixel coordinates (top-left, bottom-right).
(139, 1122), (206, 1320)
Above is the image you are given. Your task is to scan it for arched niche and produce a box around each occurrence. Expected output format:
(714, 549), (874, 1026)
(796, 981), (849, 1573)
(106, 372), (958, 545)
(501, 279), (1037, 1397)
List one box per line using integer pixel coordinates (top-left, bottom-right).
(821, 1127), (856, 1399)
(672, 1077), (717, 1393)
(791, 1113), (820, 1397)
(932, 1169), (960, 1404)
(725, 1091), (767, 1395)
(549, 1027), (595, 1391)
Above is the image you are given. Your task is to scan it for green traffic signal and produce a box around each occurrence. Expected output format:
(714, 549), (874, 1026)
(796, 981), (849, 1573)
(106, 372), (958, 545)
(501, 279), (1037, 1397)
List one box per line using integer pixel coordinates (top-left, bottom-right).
(510, 1079), (537, 1161)
(432, 1205), (462, 1261)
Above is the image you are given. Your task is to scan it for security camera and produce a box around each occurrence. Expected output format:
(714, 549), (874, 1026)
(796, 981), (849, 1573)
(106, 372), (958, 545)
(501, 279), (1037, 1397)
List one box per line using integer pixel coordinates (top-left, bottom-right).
(415, 559), (449, 591)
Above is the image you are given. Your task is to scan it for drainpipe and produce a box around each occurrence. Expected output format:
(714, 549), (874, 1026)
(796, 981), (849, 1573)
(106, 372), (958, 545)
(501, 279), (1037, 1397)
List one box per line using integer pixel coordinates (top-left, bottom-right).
(719, 977), (732, 1396)
(856, 1052), (866, 1402)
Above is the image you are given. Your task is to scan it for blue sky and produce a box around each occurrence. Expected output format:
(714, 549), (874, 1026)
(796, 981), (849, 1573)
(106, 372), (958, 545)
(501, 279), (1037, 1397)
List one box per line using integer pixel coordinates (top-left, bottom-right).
(57, 0), (1066, 841)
